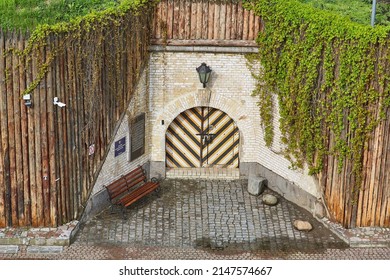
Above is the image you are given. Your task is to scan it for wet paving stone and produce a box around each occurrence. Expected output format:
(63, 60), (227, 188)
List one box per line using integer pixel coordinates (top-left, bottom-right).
(75, 179), (349, 254)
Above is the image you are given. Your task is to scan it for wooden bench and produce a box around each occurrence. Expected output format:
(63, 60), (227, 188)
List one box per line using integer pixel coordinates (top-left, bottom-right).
(104, 166), (160, 218)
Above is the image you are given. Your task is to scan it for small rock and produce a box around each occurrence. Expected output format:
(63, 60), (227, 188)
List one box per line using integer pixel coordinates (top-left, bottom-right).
(293, 220), (313, 231)
(248, 175), (267, 196)
(262, 194), (278, 206)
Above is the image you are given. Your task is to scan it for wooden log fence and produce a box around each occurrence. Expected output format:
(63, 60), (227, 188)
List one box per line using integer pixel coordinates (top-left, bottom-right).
(151, 0), (262, 46)
(0, 8), (152, 227)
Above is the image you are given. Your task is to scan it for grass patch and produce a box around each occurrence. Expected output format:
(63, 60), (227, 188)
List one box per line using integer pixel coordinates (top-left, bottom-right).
(0, 0), (122, 30)
(298, 0), (390, 26)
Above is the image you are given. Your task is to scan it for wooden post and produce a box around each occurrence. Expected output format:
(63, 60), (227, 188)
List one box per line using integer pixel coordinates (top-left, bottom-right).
(207, 1), (214, 40)
(213, 2), (220, 39)
(13, 31), (24, 226)
(225, 1), (232, 40)
(201, 0), (209, 40)
(6, 31), (18, 227)
(39, 44), (51, 226)
(237, 1), (244, 40)
(19, 31), (31, 226)
(34, 47), (44, 226)
(231, 1), (238, 40)
(0, 29), (8, 227)
(190, 0), (197, 40)
(196, 0), (203, 39)
(219, 2), (226, 40)
(167, 0), (174, 40)
(47, 35), (58, 227)
(184, 0), (192, 39)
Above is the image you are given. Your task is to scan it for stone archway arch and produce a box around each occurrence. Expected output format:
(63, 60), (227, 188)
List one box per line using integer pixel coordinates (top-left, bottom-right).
(166, 106), (239, 168)
(150, 89), (262, 166)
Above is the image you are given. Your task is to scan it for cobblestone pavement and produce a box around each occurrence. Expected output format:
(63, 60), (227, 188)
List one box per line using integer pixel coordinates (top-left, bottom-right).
(1, 179), (390, 260)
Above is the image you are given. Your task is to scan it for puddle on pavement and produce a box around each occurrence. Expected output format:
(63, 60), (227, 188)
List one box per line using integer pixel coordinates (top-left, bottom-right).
(193, 236), (349, 254)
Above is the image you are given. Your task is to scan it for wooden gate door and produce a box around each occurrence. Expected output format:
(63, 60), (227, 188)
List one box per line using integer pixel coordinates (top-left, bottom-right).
(166, 107), (239, 168)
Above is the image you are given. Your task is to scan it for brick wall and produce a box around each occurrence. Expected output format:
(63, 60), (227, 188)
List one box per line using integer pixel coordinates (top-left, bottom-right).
(89, 49), (320, 201)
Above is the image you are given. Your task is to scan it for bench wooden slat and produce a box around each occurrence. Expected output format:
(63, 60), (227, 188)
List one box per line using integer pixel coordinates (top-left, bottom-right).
(120, 182), (160, 208)
(105, 166), (145, 201)
(106, 177), (128, 200)
(104, 165), (160, 217)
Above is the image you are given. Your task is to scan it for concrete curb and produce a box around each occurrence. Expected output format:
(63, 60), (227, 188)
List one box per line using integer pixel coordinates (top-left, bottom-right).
(319, 218), (390, 248)
(0, 220), (79, 247)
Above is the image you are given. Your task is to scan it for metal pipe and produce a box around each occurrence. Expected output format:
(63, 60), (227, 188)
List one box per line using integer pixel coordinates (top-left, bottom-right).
(371, 0), (377, 27)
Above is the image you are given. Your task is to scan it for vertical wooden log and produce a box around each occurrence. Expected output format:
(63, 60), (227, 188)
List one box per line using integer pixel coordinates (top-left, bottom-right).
(160, 0), (168, 43)
(24, 38), (37, 227)
(74, 41), (83, 218)
(0, 29), (7, 227)
(62, 45), (71, 222)
(101, 37), (108, 162)
(154, 0), (162, 40)
(190, 0), (197, 40)
(225, 1), (232, 40)
(184, 0), (191, 39)
(342, 117), (351, 227)
(207, 1), (214, 40)
(231, 1), (238, 40)
(324, 130), (333, 217)
(54, 37), (64, 225)
(254, 13), (261, 39)
(379, 108), (390, 226)
(66, 45), (76, 219)
(31, 46), (43, 226)
(369, 104), (383, 226)
(375, 118), (386, 226)
(330, 140), (340, 221)
(237, 2), (244, 40)
(343, 149), (353, 227)
(19, 31), (31, 226)
(6, 32), (18, 226)
(219, 2), (226, 40)
(38, 46), (50, 226)
(178, 0), (186, 40)
(167, 0), (174, 40)
(196, 0), (203, 39)
(33, 47), (47, 226)
(242, 8), (249, 40)
(325, 127), (332, 215)
(356, 135), (369, 226)
(47, 35), (58, 227)
(366, 115), (380, 225)
(213, 3), (220, 40)
(248, 10), (255, 41)
(202, 0), (209, 40)
(13, 31), (24, 226)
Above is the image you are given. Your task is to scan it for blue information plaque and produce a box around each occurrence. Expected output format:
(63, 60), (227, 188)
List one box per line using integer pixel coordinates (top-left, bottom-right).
(114, 137), (126, 157)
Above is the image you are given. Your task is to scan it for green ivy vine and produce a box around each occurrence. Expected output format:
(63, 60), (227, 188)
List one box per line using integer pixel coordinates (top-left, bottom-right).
(244, 0), (390, 183)
(7, 0), (158, 97)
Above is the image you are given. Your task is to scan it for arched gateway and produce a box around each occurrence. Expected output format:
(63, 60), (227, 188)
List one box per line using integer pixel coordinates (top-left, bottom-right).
(166, 107), (239, 168)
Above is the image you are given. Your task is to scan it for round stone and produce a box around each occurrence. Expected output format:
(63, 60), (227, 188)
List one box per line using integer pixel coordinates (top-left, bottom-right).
(262, 194), (278, 206)
(293, 220), (313, 231)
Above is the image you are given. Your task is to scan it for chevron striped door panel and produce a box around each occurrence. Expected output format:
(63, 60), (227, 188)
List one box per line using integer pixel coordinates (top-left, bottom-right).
(166, 107), (239, 168)
(201, 108), (239, 168)
(166, 107), (202, 168)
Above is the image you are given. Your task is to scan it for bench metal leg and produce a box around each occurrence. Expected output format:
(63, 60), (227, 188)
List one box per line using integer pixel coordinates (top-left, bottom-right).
(121, 206), (127, 220)
(155, 186), (161, 198)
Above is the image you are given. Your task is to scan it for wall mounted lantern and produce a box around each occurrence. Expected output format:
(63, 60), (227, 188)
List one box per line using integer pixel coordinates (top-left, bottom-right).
(196, 62), (212, 88)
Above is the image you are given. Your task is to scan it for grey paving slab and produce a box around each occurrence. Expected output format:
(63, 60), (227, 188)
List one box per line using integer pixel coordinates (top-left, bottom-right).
(0, 245), (19, 254)
(27, 246), (63, 254)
